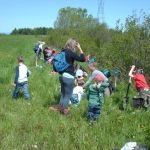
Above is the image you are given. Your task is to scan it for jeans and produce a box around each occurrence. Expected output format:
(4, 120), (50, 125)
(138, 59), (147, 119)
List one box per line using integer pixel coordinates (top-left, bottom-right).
(36, 50), (41, 59)
(59, 75), (74, 108)
(87, 103), (102, 121)
(12, 81), (30, 99)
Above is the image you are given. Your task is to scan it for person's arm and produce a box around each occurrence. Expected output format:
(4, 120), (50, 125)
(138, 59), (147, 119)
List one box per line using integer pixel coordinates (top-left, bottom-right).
(83, 76), (94, 88)
(101, 82), (109, 88)
(86, 87), (90, 100)
(14, 66), (19, 85)
(70, 43), (85, 62)
(70, 51), (85, 62)
(96, 82), (109, 93)
(27, 69), (31, 77)
(83, 71), (97, 88)
(129, 65), (135, 78)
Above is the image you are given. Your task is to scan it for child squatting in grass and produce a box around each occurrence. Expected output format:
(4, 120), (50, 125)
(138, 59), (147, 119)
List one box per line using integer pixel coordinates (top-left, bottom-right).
(86, 74), (109, 124)
(12, 55), (31, 99)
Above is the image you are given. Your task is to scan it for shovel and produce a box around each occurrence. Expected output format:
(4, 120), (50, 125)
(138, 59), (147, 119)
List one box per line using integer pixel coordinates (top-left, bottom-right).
(123, 77), (131, 110)
(114, 69), (119, 93)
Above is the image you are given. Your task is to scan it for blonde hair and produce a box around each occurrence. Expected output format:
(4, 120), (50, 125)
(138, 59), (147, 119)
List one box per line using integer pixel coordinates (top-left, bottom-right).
(64, 38), (77, 51)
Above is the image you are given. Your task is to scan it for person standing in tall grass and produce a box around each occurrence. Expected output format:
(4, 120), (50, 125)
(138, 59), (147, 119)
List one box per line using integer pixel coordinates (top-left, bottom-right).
(12, 56), (31, 99)
(50, 38), (85, 115)
(35, 41), (45, 66)
(86, 74), (109, 124)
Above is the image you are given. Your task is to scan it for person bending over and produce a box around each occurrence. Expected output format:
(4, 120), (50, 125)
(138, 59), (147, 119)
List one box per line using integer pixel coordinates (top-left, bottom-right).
(83, 63), (110, 97)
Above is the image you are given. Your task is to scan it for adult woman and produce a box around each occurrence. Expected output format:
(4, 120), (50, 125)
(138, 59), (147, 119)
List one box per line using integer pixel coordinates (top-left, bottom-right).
(51, 38), (85, 115)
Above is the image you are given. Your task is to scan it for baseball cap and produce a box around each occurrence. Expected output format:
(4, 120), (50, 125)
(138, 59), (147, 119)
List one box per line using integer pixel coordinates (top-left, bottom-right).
(94, 74), (104, 82)
(75, 69), (83, 78)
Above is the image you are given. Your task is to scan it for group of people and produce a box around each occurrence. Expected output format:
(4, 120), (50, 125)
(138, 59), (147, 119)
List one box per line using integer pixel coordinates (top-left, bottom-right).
(34, 41), (58, 69)
(12, 37), (150, 124)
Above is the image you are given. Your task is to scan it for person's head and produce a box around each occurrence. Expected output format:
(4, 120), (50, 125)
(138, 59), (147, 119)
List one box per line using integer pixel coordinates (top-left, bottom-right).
(42, 42), (45, 45)
(94, 74), (104, 84)
(136, 69), (144, 75)
(75, 69), (83, 79)
(88, 63), (96, 72)
(64, 38), (77, 51)
(17, 55), (24, 63)
(77, 79), (85, 87)
(47, 46), (50, 49)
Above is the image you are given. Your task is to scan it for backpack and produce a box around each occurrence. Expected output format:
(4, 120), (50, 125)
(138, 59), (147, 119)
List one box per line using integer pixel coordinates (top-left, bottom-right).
(102, 69), (111, 78)
(53, 51), (70, 74)
(33, 44), (40, 52)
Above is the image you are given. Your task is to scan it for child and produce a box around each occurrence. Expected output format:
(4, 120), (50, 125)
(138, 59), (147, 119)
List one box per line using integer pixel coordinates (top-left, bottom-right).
(74, 69), (84, 86)
(12, 56), (31, 99)
(70, 79), (85, 105)
(86, 74), (109, 124)
(129, 65), (150, 108)
(43, 46), (53, 65)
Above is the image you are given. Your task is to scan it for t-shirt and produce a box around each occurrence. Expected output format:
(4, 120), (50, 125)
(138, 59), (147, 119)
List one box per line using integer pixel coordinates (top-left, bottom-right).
(133, 74), (149, 92)
(14, 64), (31, 84)
(83, 70), (108, 88)
(43, 49), (52, 61)
(73, 86), (84, 102)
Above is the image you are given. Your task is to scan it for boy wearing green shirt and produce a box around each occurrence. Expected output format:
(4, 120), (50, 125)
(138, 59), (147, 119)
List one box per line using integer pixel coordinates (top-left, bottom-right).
(86, 74), (109, 124)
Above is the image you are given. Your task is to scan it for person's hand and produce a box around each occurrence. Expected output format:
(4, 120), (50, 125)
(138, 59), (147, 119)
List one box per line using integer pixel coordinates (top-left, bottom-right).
(76, 42), (81, 49)
(12, 83), (16, 87)
(96, 83), (101, 88)
(95, 82), (102, 88)
(76, 42), (83, 53)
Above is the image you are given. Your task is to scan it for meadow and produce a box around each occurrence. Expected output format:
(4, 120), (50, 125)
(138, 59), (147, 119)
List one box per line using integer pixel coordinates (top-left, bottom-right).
(0, 35), (149, 150)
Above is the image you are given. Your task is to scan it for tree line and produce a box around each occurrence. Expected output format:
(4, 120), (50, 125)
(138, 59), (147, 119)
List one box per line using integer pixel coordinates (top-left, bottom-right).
(44, 7), (150, 81)
(10, 7), (150, 80)
(10, 27), (53, 35)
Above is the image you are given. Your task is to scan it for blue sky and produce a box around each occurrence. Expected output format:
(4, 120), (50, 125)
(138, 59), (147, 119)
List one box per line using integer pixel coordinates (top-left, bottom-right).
(0, 0), (150, 33)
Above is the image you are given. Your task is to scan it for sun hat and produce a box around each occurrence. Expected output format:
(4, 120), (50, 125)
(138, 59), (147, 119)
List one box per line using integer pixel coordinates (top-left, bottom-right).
(75, 69), (83, 78)
(94, 74), (104, 82)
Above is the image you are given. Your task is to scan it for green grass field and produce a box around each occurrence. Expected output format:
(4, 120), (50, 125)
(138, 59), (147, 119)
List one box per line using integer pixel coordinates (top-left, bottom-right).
(0, 35), (149, 150)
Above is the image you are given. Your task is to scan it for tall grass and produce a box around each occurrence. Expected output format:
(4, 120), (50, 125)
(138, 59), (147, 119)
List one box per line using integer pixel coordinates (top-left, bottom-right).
(0, 35), (149, 150)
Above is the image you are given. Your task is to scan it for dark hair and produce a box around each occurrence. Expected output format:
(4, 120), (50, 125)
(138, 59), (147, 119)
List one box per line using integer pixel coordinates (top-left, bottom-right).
(73, 63), (80, 73)
(80, 66), (87, 73)
(77, 79), (85, 86)
(136, 69), (144, 75)
(17, 56), (24, 62)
